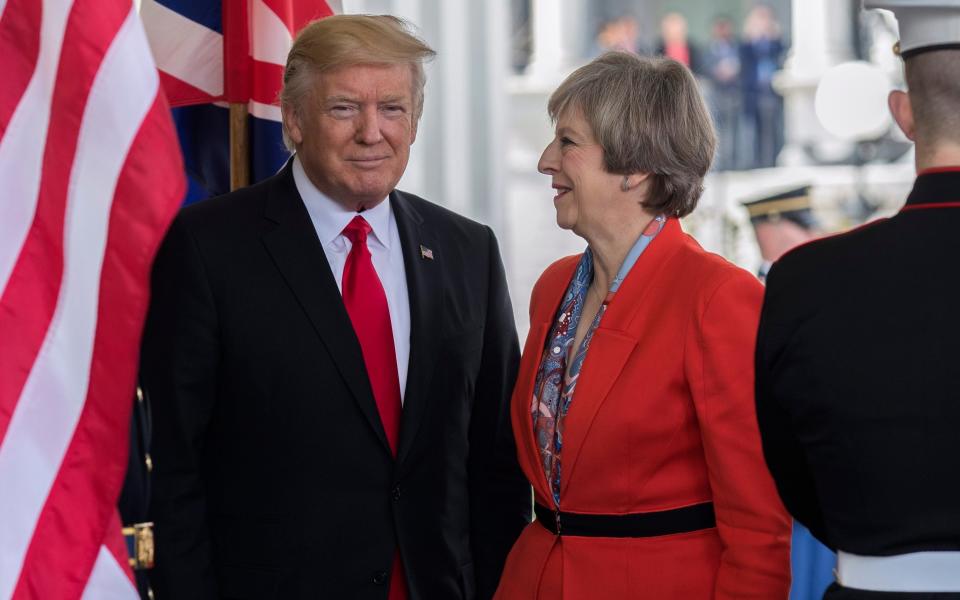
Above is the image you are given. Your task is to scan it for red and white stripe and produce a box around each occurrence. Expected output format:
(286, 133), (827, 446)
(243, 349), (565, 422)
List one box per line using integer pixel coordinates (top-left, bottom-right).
(0, 0), (184, 598)
(247, 0), (339, 120)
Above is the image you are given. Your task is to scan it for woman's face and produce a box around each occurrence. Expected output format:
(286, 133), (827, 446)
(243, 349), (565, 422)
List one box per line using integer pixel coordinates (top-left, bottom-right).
(538, 108), (622, 235)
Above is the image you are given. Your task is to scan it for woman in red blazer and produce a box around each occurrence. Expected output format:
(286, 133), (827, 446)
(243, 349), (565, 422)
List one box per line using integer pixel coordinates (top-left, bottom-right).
(494, 52), (791, 599)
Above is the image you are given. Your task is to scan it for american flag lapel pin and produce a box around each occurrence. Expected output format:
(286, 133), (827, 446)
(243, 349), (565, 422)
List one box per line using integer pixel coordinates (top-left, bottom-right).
(419, 245), (434, 260)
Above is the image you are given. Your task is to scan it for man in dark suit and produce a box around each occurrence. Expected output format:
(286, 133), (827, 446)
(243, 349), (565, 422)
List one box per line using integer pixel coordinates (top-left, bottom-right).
(739, 4), (785, 169)
(755, 2), (960, 597)
(141, 15), (530, 600)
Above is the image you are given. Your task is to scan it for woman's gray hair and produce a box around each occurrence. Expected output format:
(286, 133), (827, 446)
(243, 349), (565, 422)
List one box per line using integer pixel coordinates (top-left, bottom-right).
(548, 52), (716, 217)
(279, 15), (436, 149)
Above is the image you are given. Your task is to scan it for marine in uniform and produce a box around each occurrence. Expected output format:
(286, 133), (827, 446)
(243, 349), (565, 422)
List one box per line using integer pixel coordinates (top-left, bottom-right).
(744, 187), (836, 599)
(755, 1), (960, 597)
(742, 186), (820, 283)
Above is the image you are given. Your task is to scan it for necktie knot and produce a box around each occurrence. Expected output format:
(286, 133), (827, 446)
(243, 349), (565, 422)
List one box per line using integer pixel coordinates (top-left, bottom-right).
(342, 215), (372, 245)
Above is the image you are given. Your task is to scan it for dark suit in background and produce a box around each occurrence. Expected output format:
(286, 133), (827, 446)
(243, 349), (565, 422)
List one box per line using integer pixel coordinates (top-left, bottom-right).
(739, 26), (784, 169)
(118, 384), (154, 600)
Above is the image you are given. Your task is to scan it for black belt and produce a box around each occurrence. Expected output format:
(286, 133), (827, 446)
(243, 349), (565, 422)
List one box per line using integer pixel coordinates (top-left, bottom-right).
(534, 502), (716, 537)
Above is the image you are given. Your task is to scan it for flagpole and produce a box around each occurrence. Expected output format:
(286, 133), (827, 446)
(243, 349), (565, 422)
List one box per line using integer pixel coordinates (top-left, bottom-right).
(229, 102), (250, 191)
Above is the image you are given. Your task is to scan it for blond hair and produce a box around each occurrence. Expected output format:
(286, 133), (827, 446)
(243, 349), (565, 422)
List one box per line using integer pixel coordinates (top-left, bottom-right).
(548, 52), (716, 217)
(280, 15), (436, 146)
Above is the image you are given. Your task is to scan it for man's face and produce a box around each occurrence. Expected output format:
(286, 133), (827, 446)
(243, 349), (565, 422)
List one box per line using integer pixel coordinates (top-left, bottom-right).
(284, 63), (417, 210)
(755, 220), (817, 262)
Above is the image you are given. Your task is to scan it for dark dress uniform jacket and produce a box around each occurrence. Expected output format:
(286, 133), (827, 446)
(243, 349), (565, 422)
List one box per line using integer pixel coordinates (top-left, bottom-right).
(141, 162), (531, 600)
(756, 168), (960, 600)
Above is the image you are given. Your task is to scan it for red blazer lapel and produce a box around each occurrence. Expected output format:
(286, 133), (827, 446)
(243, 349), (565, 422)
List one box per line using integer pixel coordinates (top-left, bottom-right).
(513, 219), (691, 505)
(559, 218), (687, 499)
(511, 256), (578, 503)
(511, 321), (553, 502)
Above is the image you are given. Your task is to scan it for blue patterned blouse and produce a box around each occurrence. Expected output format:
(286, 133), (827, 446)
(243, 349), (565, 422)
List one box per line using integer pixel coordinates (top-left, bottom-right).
(531, 215), (667, 507)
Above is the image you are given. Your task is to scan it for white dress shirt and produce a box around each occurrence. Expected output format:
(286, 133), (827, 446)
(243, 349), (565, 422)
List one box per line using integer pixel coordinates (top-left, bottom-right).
(293, 157), (410, 403)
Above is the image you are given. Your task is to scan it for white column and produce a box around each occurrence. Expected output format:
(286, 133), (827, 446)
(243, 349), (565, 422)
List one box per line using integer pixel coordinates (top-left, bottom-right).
(389, 0), (427, 197)
(775, 0), (858, 165)
(784, 0), (855, 77)
(525, 0), (587, 81)
(340, 0), (390, 13)
(433, 0), (472, 216)
(467, 0), (509, 233)
(387, 0), (508, 232)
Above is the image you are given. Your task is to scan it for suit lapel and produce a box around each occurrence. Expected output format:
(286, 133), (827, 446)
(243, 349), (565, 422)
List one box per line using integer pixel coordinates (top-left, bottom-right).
(559, 218), (686, 498)
(260, 164), (392, 454)
(391, 191), (443, 466)
(512, 322), (554, 502)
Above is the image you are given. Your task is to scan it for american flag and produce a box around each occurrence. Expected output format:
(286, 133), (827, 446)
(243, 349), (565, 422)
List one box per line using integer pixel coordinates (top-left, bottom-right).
(142, 0), (339, 201)
(0, 0), (184, 598)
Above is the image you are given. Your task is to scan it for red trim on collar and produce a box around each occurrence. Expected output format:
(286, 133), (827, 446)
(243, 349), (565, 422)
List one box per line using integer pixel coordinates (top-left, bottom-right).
(918, 166), (960, 175)
(901, 201), (960, 211)
(775, 217), (889, 264)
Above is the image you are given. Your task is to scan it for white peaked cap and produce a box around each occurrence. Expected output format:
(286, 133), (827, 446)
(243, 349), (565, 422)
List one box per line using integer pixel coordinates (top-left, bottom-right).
(864, 0), (960, 56)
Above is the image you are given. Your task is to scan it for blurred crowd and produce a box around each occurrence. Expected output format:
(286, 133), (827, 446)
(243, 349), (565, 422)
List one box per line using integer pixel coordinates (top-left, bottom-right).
(595, 5), (786, 171)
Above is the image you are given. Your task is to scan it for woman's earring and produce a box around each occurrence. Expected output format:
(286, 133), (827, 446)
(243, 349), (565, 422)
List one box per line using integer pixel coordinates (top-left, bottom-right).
(621, 176), (630, 192)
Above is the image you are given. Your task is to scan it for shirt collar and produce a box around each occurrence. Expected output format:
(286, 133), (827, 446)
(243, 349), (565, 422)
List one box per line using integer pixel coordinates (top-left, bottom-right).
(292, 155), (392, 250)
(902, 166), (960, 210)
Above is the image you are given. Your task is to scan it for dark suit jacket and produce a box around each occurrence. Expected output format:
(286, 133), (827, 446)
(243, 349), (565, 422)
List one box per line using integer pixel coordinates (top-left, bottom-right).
(141, 162), (531, 600)
(755, 168), (960, 599)
(739, 37), (784, 115)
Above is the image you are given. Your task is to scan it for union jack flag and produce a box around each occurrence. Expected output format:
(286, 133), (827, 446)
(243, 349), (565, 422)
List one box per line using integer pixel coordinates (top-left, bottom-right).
(142, 0), (340, 201)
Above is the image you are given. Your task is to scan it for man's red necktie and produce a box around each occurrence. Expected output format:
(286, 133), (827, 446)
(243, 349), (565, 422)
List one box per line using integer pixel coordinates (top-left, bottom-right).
(340, 215), (407, 600)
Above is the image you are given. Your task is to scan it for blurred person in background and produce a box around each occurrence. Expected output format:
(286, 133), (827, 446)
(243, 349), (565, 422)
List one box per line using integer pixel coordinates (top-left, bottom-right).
(595, 15), (642, 55)
(740, 4), (785, 169)
(755, 1), (960, 597)
(704, 15), (742, 171)
(656, 12), (702, 74)
(742, 186), (837, 600)
(494, 51), (791, 600)
(742, 186), (820, 282)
